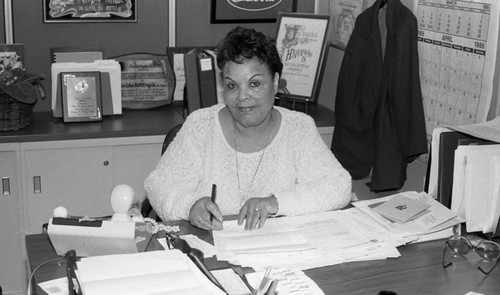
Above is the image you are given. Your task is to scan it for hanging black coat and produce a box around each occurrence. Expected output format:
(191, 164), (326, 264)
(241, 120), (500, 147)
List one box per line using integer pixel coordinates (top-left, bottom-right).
(331, 0), (427, 191)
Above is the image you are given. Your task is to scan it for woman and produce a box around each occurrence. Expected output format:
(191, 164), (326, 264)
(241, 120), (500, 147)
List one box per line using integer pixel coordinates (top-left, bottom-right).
(144, 26), (351, 230)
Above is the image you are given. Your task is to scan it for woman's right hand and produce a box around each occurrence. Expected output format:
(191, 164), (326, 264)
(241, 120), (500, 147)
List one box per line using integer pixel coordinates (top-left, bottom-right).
(189, 197), (223, 230)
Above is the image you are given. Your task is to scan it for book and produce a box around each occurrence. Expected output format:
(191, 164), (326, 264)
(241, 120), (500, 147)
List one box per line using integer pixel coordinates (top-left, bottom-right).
(372, 194), (431, 223)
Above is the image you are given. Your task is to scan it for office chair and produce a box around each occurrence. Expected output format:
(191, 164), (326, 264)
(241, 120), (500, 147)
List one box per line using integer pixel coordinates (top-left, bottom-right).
(141, 123), (183, 221)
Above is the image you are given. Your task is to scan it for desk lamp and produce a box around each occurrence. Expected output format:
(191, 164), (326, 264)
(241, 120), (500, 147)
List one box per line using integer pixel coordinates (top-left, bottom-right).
(110, 184), (135, 222)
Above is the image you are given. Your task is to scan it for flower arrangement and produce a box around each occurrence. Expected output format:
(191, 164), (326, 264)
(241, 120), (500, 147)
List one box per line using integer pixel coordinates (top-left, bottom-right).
(0, 52), (45, 104)
(0, 50), (45, 131)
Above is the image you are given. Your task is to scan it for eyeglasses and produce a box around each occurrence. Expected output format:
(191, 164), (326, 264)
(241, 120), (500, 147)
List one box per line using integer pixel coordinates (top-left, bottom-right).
(442, 235), (500, 275)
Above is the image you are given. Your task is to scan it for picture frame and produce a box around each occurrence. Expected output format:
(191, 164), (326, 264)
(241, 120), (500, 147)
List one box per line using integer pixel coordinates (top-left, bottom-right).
(110, 53), (175, 110)
(275, 13), (331, 103)
(60, 71), (102, 122)
(211, 0), (297, 23)
(43, 0), (137, 23)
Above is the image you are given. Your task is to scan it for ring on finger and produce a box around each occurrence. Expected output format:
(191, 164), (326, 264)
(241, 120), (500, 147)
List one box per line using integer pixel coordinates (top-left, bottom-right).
(254, 208), (260, 212)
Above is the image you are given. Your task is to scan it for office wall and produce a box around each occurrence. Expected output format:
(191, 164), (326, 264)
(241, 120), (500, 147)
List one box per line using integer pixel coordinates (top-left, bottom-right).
(13, 1), (170, 112)
(11, 0), (314, 113)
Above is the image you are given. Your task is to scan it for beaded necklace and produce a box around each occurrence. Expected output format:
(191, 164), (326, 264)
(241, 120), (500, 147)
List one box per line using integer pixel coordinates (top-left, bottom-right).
(233, 110), (274, 201)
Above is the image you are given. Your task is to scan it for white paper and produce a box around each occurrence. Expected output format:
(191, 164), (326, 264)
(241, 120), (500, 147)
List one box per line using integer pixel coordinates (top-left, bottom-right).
(214, 211), (401, 271)
(451, 145), (500, 233)
(352, 191), (459, 237)
(38, 277), (69, 295)
(211, 268), (251, 295)
(428, 127), (453, 199)
(245, 268), (324, 295)
(451, 116), (500, 143)
(76, 250), (225, 295)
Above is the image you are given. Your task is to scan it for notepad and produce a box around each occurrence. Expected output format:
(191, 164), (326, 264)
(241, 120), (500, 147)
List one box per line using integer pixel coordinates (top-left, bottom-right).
(372, 195), (430, 223)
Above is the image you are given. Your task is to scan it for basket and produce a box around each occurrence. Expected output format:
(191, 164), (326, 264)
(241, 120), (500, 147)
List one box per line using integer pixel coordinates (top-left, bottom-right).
(0, 89), (34, 131)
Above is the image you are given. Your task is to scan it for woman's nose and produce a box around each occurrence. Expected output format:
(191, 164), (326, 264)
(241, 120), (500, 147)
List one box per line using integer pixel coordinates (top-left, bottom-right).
(236, 86), (250, 101)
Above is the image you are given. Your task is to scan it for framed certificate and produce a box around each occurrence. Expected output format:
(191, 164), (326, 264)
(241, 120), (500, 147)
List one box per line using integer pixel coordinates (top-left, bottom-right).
(275, 13), (331, 103)
(43, 0), (137, 23)
(60, 71), (102, 122)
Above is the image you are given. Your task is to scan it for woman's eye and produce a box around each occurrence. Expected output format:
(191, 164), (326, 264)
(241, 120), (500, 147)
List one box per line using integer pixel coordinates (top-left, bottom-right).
(226, 83), (236, 90)
(250, 81), (261, 87)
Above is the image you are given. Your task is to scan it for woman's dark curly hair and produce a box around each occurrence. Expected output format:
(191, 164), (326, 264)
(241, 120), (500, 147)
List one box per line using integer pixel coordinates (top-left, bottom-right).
(215, 26), (283, 77)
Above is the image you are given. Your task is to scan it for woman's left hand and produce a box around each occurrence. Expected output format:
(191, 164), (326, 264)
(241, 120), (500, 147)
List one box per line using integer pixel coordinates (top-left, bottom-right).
(238, 195), (278, 230)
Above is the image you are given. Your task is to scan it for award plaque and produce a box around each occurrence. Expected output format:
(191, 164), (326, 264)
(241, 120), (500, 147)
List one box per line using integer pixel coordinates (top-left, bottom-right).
(60, 71), (102, 122)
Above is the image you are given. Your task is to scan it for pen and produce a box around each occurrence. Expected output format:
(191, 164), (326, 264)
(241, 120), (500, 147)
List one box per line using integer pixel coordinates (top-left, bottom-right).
(256, 267), (272, 295)
(210, 184), (217, 222)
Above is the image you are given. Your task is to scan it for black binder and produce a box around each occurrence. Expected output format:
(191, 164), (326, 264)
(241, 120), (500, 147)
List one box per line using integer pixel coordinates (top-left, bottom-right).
(437, 131), (493, 208)
(437, 131), (500, 238)
(184, 48), (218, 114)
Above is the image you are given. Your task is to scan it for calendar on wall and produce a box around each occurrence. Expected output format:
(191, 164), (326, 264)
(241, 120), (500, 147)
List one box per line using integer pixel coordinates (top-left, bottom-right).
(415, 0), (500, 138)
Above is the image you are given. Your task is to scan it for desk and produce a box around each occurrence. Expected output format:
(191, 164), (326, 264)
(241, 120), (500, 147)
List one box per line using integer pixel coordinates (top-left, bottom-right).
(26, 220), (500, 295)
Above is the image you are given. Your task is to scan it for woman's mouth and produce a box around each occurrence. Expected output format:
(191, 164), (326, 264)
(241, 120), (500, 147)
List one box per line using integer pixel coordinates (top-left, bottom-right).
(238, 106), (254, 112)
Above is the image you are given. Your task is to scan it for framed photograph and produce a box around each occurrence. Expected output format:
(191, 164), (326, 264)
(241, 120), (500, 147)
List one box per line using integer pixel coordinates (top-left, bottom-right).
(43, 0), (137, 23)
(211, 0), (297, 23)
(60, 71), (102, 122)
(275, 13), (331, 103)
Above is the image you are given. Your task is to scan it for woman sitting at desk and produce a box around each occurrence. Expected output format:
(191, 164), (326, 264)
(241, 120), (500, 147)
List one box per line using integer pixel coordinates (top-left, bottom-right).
(144, 26), (351, 230)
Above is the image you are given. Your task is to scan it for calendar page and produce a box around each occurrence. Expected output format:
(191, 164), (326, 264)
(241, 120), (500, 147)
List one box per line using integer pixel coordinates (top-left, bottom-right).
(415, 0), (500, 138)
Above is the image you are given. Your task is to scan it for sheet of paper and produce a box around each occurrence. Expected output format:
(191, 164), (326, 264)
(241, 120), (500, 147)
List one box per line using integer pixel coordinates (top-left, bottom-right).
(428, 127), (453, 199)
(451, 116), (500, 143)
(245, 268), (325, 295)
(76, 250), (224, 295)
(451, 145), (500, 233)
(211, 268), (251, 295)
(38, 277), (69, 295)
(180, 234), (217, 257)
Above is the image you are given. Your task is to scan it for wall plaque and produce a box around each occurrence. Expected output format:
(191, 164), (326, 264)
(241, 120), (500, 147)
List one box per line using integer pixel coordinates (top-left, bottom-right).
(61, 71), (102, 122)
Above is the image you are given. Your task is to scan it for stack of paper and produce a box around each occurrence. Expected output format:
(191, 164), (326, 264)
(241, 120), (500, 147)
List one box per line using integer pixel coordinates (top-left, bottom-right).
(451, 144), (500, 233)
(75, 250), (225, 295)
(352, 191), (464, 243)
(213, 210), (402, 271)
(372, 195), (430, 223)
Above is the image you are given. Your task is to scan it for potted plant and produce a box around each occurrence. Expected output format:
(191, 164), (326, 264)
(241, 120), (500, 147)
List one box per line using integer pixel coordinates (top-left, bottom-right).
(0, 52), (45, 131)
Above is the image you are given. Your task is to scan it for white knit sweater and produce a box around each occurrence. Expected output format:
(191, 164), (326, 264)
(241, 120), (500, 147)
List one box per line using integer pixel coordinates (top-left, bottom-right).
(144, 104), (352, 221)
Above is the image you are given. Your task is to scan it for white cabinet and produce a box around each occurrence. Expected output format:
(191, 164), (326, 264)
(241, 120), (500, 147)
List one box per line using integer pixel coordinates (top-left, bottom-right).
(0, 144), (26, 295)
(21, 136), (164, 234)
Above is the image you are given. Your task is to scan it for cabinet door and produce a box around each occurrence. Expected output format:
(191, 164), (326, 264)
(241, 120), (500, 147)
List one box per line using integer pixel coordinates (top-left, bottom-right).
(23, 145), (113, 234)
(0, 145), (26, 294)
(113, 142), (163, 202)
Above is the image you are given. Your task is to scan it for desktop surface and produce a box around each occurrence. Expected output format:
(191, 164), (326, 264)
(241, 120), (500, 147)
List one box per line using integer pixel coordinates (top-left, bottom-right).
(26, 219), (500, 295)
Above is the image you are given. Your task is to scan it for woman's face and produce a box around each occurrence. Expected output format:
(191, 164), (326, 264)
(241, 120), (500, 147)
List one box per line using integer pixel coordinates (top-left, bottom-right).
(222, 57), (279, 127)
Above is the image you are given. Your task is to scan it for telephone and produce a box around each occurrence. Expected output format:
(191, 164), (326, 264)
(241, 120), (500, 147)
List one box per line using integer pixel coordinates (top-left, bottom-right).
(47, 184), (151, 257)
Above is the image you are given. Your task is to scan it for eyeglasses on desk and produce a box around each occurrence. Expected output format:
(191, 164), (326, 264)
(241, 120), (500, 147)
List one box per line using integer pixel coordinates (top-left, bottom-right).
(442, 234), (500, 275)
